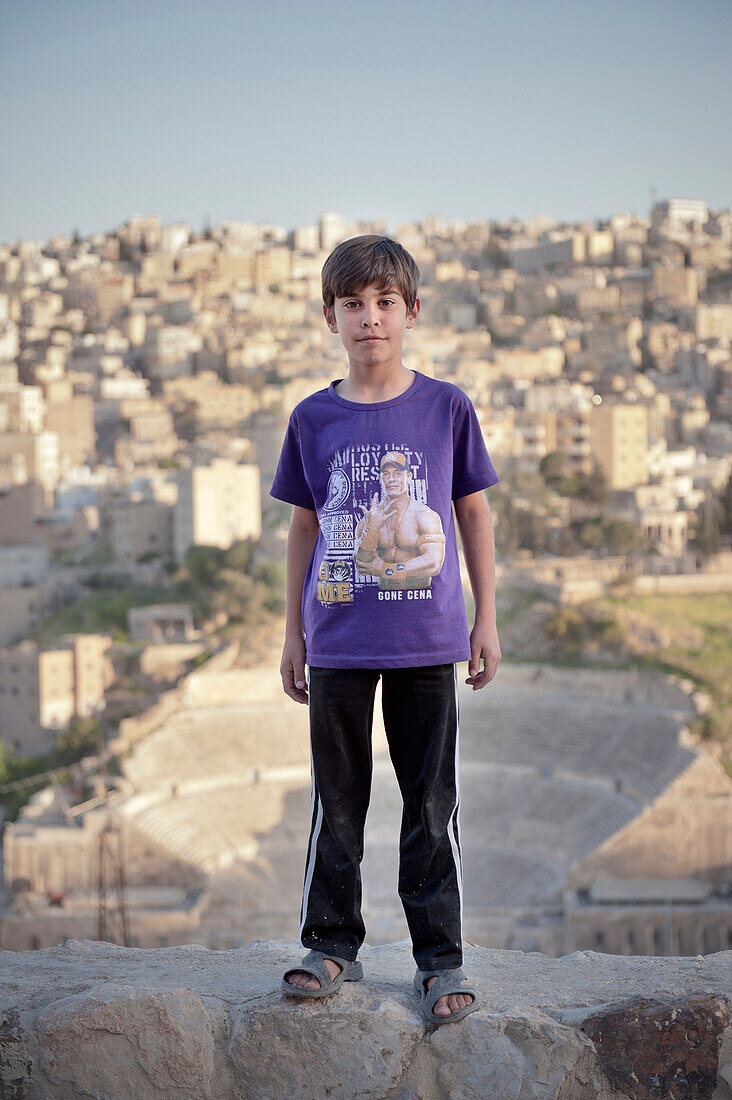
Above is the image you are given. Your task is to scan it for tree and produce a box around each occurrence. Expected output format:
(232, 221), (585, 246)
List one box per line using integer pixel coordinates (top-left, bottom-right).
(55, 716), (104, 764)
(516, 509), (548, 555)
(583, 461), (609, 506)
(540, 451), (566, 485)
(177, 545), (226, 589)
(692, 500), (723, 560)
(720, 473), (732, 537)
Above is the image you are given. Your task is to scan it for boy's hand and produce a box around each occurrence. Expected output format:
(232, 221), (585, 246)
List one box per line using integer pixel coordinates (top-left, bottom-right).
(465, 622), (501, 690)
(281, 633), (309, 705)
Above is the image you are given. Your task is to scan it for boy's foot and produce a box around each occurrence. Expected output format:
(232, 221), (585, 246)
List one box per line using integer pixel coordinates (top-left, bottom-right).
(426, 974), (474, 1016)
(284, 960), (473, 1013)
(284, 957), (342, 990)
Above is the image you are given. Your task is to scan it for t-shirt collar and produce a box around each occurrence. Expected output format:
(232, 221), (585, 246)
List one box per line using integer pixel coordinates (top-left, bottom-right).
(327, 369), (424, 410)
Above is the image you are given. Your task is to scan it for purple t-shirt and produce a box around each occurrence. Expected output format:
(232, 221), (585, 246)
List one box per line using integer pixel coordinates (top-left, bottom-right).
(269, 370), (499, 668)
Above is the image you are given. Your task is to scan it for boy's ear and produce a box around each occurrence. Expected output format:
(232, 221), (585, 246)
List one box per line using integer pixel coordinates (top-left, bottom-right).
(405, 297), (421, 329)
(323, 303), (337, 332)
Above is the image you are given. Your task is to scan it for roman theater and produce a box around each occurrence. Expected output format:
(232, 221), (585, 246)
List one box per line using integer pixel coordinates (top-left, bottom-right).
(3, 650), (731, 955)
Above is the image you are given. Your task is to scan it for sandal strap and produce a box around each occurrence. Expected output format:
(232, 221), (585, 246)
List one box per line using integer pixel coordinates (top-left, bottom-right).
(419, 967), (477, 1012)
(294, 949), (348, 987)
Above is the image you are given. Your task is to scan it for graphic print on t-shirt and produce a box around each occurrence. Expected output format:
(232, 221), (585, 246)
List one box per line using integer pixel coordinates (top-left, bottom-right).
(317, 444), (446, 606)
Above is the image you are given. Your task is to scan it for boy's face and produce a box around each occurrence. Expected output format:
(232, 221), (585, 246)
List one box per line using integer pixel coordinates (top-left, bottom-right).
(323, 283), (420, 368)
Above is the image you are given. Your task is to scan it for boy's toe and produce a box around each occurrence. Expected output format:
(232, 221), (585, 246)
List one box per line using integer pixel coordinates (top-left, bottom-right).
(284, 969), (321, 990)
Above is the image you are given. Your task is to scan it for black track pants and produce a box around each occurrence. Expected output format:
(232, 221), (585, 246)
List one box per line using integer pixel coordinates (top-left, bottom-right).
(299, 663), (464, 972)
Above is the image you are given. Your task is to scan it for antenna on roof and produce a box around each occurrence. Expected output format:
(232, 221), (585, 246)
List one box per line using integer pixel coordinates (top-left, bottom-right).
(96, 730), (130, 947)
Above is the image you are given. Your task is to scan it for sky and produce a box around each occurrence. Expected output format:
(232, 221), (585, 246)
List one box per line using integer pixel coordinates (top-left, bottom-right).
(1, 0), (731, 244)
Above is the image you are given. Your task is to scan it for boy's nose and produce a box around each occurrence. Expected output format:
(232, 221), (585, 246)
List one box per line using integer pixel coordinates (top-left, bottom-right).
(361, 314), (380, 327)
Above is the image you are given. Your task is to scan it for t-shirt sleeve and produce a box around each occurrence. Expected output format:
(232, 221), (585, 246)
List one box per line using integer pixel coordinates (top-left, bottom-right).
(451, 394), (500, 500)
(269, 412), (316, 510)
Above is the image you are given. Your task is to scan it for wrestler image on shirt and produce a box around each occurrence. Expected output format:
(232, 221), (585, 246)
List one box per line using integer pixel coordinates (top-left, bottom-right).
(353, 451), (446, 590)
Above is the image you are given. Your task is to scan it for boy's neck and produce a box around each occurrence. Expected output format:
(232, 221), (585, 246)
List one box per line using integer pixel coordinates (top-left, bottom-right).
(334, 362), (416, 404)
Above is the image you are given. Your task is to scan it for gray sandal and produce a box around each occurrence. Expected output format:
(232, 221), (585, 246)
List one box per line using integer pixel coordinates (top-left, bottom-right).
(414, 966), (479, 1025)
(281, 949), (363, 999)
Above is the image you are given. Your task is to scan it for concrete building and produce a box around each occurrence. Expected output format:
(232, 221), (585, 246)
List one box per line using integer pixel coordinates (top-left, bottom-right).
(652, 263), (698, 308)
(128, 604), (197, 643)
(0, 586), (44, 647)
(564, 878), (731, 957)
(173, 459), (261, 562)
(163, 372), (257, 429)
(576, 285), (621, 317)
(492, 346), (565, 382)
(108, 499), (174, 563)
(0, 431), (60, 493)
(696, 303), (732, 342)
(507, 232), (585, 274)
(43, 393), (96, 472)
(635, 505), (689, 557)
(556, 408), (594, 475)
(651, 199), (708, 237)
(320, 212), (348, 252)
(0, 635), (113, 756)
(590, 402), (649, 489)
(0, 383), (45, 433)
(254, 247), (292, 290)
(0, 544), (49, 588)
(584, 230), (614, 265)
(0, 483), (48, 544)
(292, 224), (320, 253)
(112, 400), (178, 468)
(159, 222), (191, 253)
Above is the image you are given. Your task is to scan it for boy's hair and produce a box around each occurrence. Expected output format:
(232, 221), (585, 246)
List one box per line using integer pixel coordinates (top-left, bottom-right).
(322, 235), (420, 312)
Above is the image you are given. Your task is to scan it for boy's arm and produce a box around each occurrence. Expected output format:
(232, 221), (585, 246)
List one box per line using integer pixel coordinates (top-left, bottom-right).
(454, 490), (501, 690)
(281, 504), (320, 704)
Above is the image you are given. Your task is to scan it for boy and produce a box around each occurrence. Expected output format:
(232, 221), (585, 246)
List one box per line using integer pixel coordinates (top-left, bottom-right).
(269, 235), (501, 1025)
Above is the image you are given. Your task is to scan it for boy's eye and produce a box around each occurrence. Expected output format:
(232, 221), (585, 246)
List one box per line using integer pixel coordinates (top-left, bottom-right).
(343, 298), (396, 308)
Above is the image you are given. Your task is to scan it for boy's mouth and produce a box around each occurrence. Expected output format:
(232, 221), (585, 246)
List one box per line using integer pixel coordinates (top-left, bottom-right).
(359, 336), (385, 342)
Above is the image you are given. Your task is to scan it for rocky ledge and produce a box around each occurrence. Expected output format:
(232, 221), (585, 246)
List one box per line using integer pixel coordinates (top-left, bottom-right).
(0, 938), (731, 1099)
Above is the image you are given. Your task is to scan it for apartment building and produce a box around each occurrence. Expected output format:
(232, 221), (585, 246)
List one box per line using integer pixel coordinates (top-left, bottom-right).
(0, 431), (59, 493)
(652, 263), (698, 308)
(108, 499), (174, 563)
(173, 459), (261, 562)
(163, 372), (257, 429)
(696, 303), (732, 342)
(43, 393), (96, 471)
(507, 232), (586, 274)
(590, 403), (649, 489)
(0, 634), (113, 756)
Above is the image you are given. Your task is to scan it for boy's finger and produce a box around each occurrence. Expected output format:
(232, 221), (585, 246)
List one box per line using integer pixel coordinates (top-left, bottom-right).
(281, 666), (308, 703)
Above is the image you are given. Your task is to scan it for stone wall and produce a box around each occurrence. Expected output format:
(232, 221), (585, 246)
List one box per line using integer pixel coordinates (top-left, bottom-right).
(0, 938), (730, 1099)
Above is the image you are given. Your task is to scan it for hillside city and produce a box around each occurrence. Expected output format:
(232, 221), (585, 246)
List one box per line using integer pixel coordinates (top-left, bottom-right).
(0, 199), (731, 961)
(0, 199), (731, 770)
